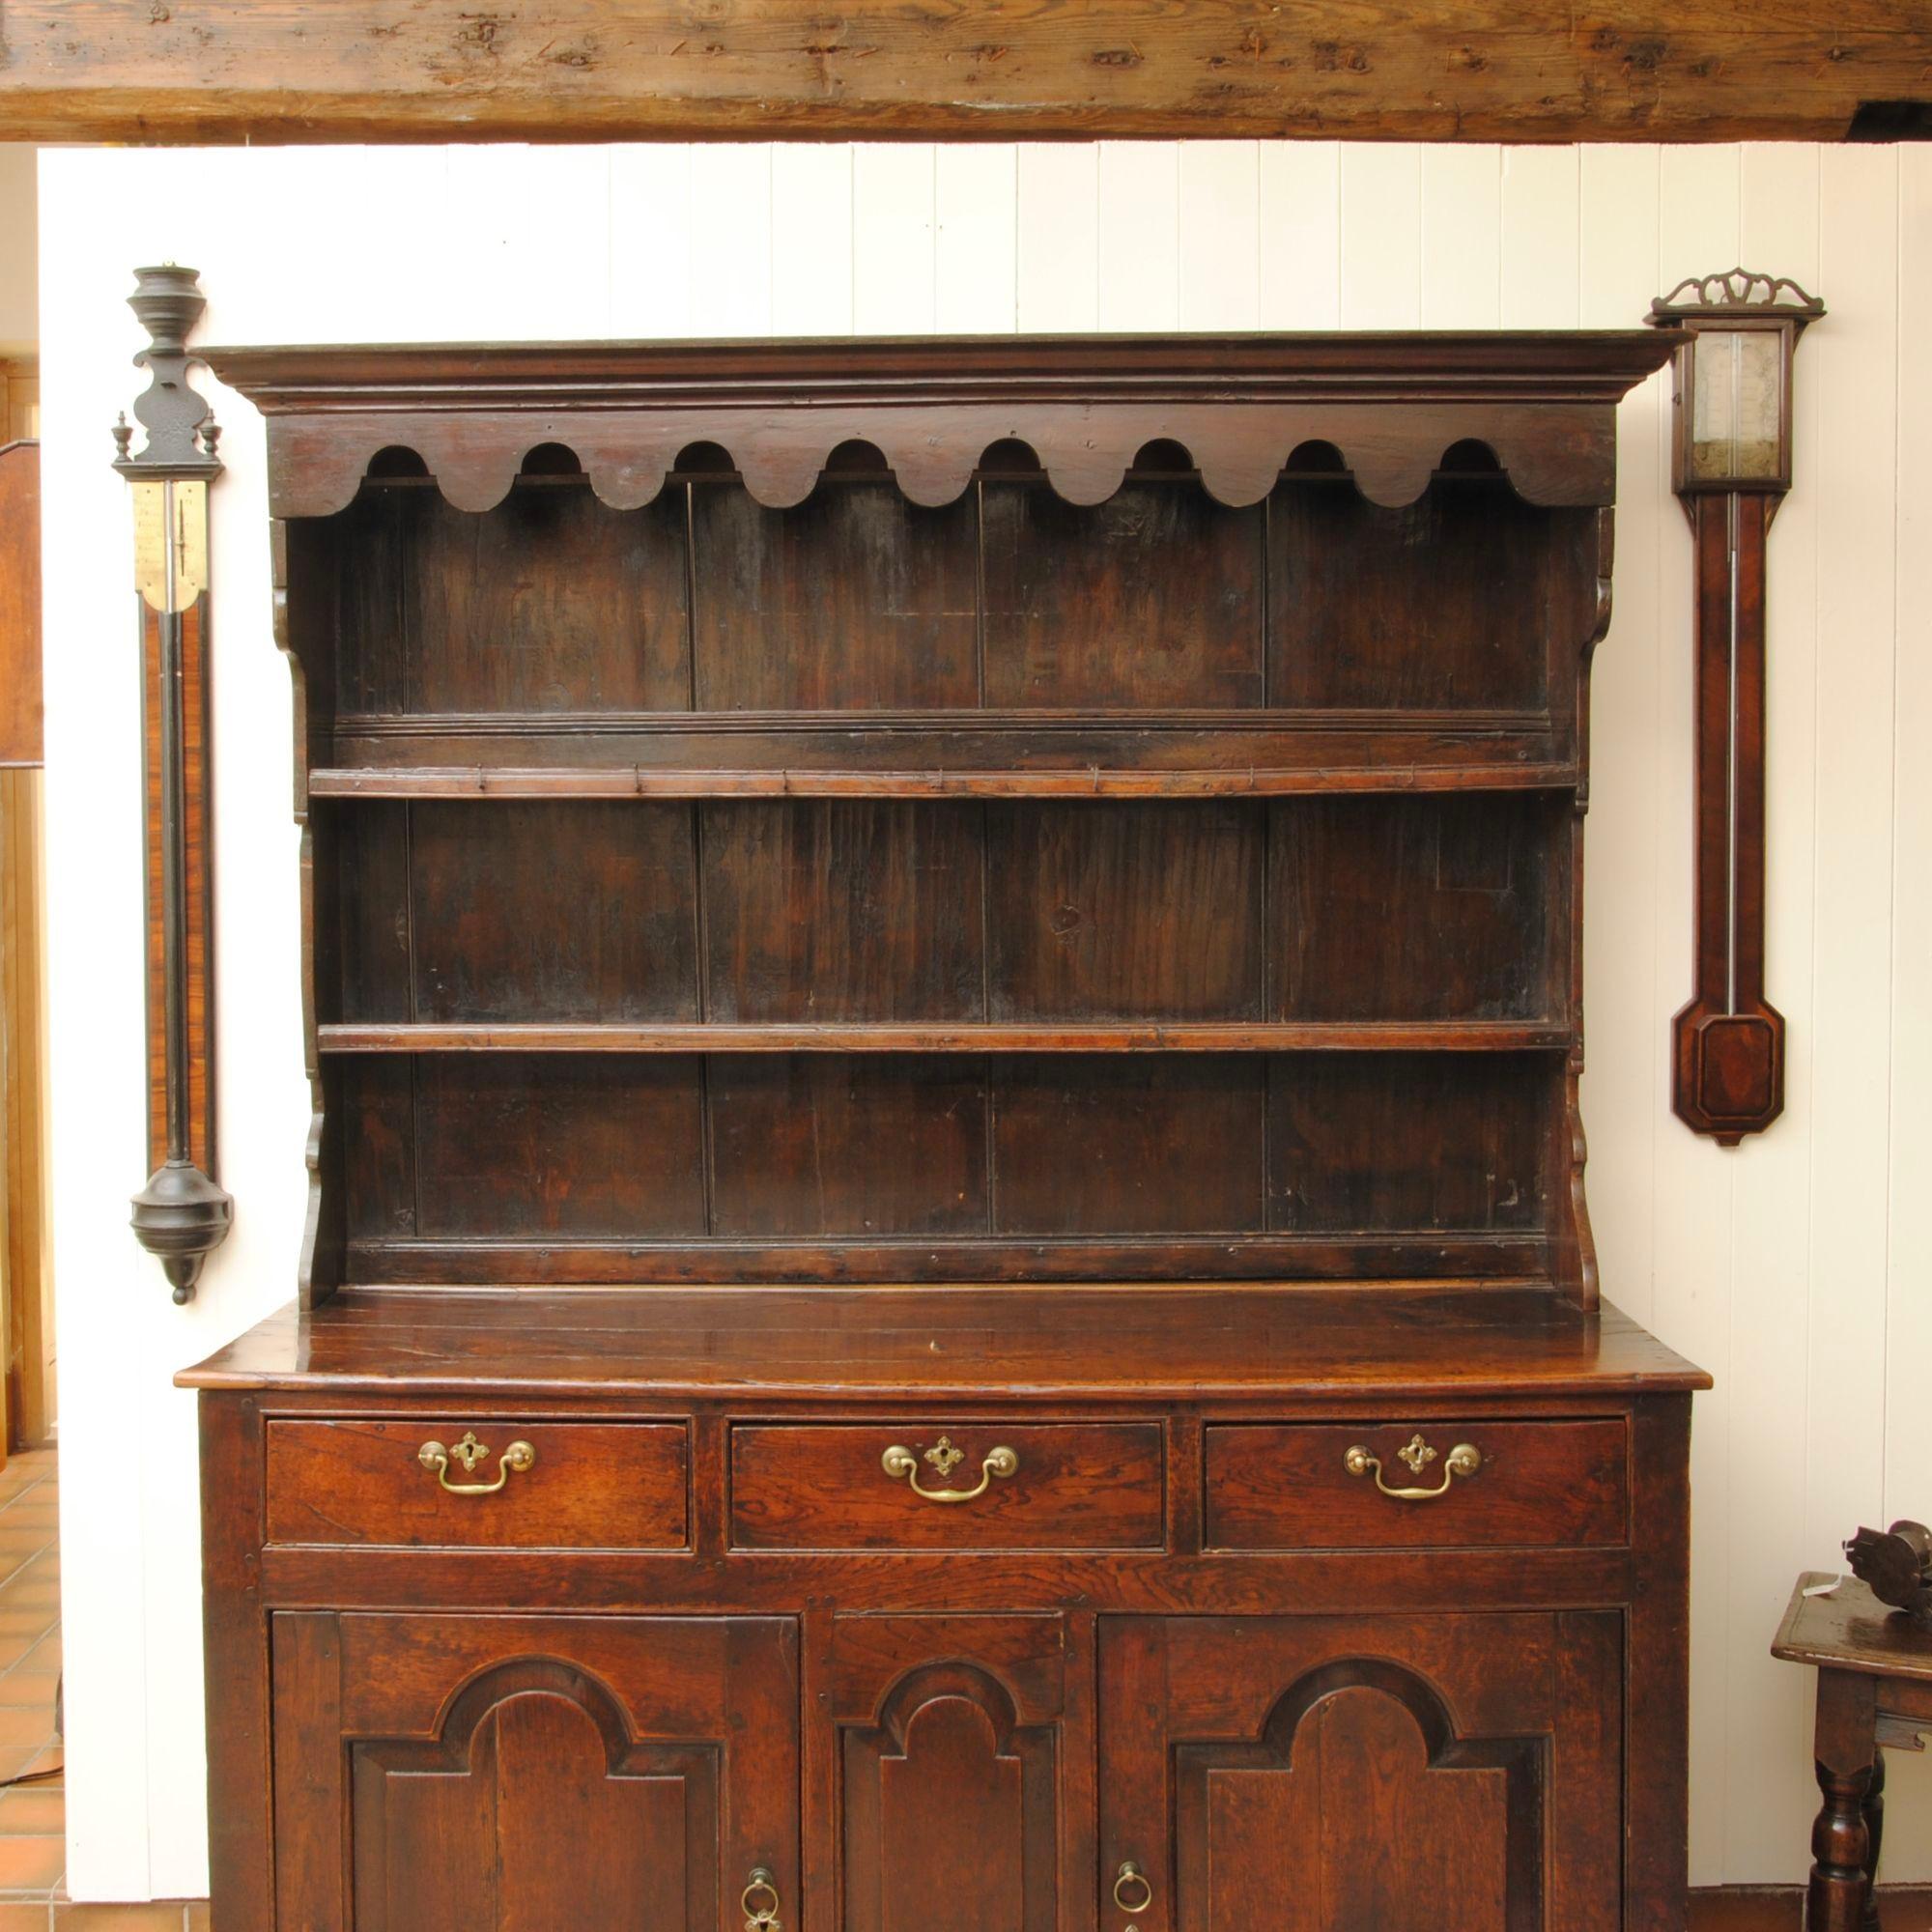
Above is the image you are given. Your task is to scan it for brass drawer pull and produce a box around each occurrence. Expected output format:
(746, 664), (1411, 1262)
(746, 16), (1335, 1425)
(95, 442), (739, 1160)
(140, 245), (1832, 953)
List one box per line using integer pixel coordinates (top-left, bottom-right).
(881, 1435), (1019, 1504)
(417, 1430), (535, 1496)
(742, 1865), (782, 1930)
(1344, 1433), (1482, 1501)
(1114, 1860), (1153, 1915)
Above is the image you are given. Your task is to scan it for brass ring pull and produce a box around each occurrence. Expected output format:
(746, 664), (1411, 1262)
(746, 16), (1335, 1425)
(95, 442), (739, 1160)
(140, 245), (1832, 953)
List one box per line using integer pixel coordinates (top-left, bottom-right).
(880, 1435), (1019, 1504)
(417, 1430), (536, 1496)
(1344, 1433), (1481, 1501)
(741, 1865), (782, 1930)
(1114, 1860), (1153, 1915)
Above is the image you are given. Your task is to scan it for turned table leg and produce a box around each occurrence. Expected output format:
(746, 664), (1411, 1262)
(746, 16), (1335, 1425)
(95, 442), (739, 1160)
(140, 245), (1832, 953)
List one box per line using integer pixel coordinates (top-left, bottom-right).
(1808, 1670), (1880, 1932)
(1860, 1748), (1886, 1930)
(1808, 1758), (1874, 1932)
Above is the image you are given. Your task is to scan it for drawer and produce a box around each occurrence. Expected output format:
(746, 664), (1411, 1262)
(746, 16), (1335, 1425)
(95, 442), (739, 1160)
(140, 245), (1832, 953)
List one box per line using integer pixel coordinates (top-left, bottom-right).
(730, 1421), (1164, 1550)
(265, 1418), (689, 1549)
(1206, 1418), (1628, 1549)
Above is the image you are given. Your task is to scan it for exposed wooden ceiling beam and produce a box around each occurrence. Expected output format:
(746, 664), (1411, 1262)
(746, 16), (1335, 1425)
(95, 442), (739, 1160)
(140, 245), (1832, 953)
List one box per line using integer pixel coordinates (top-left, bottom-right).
(0, 2), (1926, 145)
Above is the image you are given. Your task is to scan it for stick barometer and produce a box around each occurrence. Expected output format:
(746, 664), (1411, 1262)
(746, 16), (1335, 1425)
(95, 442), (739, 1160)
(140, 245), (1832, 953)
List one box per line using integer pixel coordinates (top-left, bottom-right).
(115, 264), (232, 1299)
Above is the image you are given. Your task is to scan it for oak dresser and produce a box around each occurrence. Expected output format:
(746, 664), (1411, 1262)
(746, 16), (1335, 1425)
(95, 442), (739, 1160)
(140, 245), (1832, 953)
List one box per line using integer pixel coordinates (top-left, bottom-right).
(184, 329), (1710, 1932)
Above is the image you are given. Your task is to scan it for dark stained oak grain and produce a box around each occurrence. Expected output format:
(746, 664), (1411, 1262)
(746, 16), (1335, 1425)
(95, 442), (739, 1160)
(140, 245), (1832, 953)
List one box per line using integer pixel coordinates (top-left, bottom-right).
(692, 476), (980, 710)
(1268, 477), (1596, 715)
(1268, 793), (1568, 1024)
(409, 1054), (707, 1238)
(1205, 1417), (1630, 1550)
(266, 1416), (689, 1549)
(1267, 1051), (1554, 1234)
(707, 1055), (990, 1239)
(831, 1615), (1072, 1932)
(990, 1055), (1266, 1236)
(1099, 1611), (1625, 1932)
(274, 1611), (797, 1932)
(701, 800), (983, 1023)
(194, 329), (1703, 1932)
(322, 478), (692, 715)
(980, 478), (1264, 708)
(730, 1420), (1164, 1550)
(317, 1020), (1575, 1052)
(182, 1287), (1710, 1403)
(986, 802), (1264, 1021)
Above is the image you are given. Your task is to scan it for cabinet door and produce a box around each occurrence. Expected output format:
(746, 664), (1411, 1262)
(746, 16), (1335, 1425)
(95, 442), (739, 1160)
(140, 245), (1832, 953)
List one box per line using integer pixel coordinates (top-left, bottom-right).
(829, 1614), (1089, 1932)
(272, 1612), (797, 1931)
(1098, 1614), (1622, 1932)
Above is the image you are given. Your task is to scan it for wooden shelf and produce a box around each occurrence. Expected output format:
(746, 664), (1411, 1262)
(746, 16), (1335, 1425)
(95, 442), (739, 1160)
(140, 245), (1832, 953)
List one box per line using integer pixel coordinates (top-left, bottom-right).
(317, 1020), (1573, 1054)
(310, 762), (1577, 801)
(342, 1230), (1555, 1287)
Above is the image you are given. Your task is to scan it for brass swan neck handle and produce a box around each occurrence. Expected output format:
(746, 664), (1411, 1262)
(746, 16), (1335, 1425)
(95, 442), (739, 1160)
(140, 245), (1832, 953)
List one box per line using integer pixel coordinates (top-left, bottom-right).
(1344, 1434), (1482, 1501)
(417, 1431), (536, 1496)
(881, 1438), (1019, 1504)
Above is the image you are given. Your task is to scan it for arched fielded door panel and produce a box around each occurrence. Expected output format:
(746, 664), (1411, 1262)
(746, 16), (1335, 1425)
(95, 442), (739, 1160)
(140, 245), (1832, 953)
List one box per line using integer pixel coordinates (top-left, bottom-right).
(1097, 1614), (1623, 1932)
(828, 1614), (1084, 1932)
(270, 1613), (798, 1931)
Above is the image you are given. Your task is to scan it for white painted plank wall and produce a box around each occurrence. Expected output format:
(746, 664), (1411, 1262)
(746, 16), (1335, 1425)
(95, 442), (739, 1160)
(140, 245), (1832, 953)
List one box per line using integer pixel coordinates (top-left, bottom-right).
(33, 141), (1932, 1900)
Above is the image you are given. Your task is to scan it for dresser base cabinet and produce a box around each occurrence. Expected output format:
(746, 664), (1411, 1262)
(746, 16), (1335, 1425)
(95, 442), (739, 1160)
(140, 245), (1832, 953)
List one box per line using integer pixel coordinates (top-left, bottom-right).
(188, 1287), (1704, 1932)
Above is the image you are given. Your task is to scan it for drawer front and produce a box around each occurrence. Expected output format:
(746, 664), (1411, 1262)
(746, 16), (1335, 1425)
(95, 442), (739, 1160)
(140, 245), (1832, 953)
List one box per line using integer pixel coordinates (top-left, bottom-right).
(1206, 1418), (1629, 1549)
(266, 1418), (689, 1549)
(730, 1421), (1164, 1550)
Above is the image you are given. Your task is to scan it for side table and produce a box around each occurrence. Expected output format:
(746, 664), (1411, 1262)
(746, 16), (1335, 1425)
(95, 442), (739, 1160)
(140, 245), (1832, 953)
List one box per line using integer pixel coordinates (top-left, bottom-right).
(1775, 1571), (1932, 1931)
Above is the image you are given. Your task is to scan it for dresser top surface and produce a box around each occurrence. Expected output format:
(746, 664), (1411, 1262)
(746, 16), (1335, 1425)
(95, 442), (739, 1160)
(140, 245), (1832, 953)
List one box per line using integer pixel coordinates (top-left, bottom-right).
(180, 1286), (1710, 1403)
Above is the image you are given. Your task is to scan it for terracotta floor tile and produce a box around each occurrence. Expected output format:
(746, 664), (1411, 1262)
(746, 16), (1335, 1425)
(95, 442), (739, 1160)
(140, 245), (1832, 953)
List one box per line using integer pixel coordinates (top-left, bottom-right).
(53, 1911), (192, 1928)
(0, 1676), (61, 1716)
(0, 1790), (64, 1836)
(0, 1833), (64, 1891)
(0, 1907), (48, 1929)
(0, 1715), (55, 1750)
(0, 1615), (57, 1641)
(14, 1643), (57, 1678)
(55, 1911), (198, 1928)
(183, 1907), (206, 1930)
